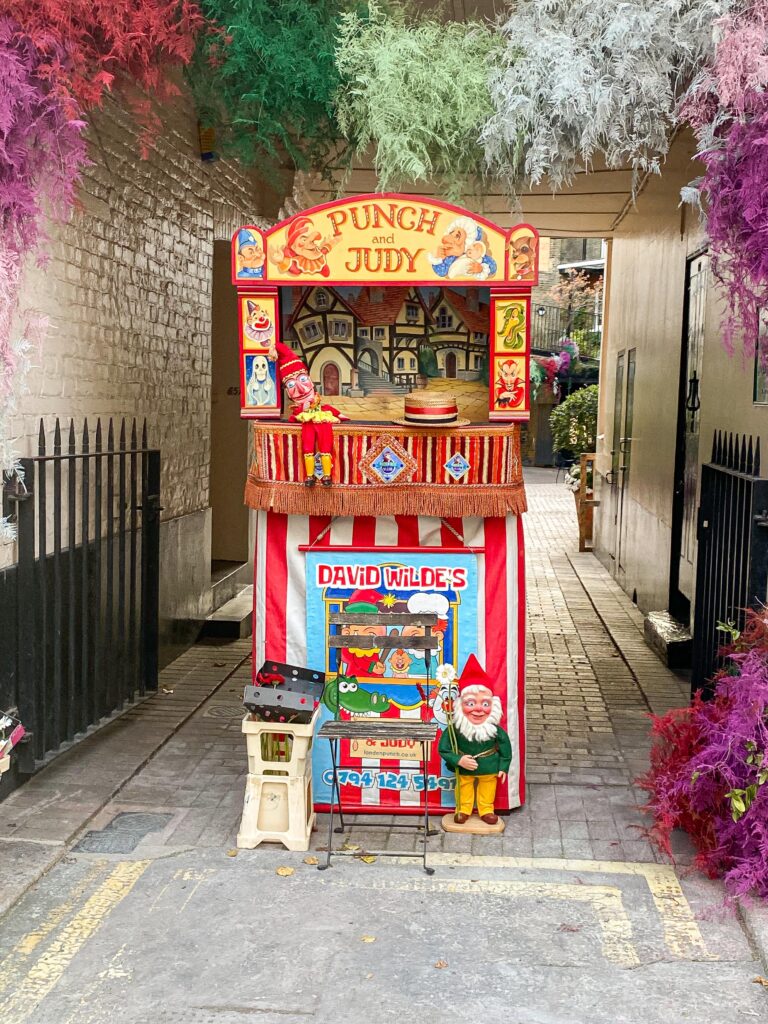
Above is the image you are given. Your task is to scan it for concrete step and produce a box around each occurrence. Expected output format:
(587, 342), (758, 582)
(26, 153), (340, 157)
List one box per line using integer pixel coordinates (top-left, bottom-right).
(202, 585), (253, 640)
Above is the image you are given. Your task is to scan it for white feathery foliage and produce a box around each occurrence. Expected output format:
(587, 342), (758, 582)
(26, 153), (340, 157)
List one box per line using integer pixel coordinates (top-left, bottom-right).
(482, 0), (732, 191)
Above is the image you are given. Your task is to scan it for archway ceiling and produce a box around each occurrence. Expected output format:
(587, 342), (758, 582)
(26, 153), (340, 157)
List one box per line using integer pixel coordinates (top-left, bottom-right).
(299, 154), (636, 239)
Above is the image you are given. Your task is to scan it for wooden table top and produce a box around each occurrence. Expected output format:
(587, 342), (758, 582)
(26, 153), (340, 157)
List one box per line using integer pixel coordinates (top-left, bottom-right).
(318, 720), (438, 742)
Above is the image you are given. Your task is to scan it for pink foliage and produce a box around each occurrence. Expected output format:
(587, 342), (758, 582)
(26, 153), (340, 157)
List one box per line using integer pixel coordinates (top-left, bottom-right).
(681, 3), (768, 358)
(641, 611), (768, 899)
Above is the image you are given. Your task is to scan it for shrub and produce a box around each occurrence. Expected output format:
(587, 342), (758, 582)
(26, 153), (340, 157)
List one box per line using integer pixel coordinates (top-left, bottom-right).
(549, 384), (598, 456)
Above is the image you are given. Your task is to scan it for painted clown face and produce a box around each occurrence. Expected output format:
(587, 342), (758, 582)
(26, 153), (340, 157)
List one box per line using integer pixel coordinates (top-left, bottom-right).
(460, 686), (494, 725)
(429, 680), (459, 726)
(283, 369), (316, 407)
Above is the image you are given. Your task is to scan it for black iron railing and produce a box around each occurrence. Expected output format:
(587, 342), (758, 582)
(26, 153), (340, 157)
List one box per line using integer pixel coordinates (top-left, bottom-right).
(692, 431), (768, 695)
(1, 418), (160, 773)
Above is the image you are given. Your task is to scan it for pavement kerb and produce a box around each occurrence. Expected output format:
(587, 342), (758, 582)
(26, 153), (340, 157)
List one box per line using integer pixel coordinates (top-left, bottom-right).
(737, 899), (768, 974)
(0, 646), (251, 923)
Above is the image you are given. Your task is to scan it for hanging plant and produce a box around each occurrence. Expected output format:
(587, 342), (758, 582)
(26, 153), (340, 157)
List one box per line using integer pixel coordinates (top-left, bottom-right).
(188, 0), (348, 178)
(680, 3), (768, 359)
(335, 1), (501, 200)
(482, 0), (729, 193)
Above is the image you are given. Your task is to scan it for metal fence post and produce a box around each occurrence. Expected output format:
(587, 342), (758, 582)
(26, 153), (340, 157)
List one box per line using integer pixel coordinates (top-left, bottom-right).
(140, 449), (161, 692)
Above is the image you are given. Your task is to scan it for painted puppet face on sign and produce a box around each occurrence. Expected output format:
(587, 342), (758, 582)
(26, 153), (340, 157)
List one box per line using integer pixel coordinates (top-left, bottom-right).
(240, 243), (265, 271)
(293, 224), (324, 260)
(500, 360), (521, 389)
(460, 687), (494, 725)
(509, 231), (537, 278)
(251, 355), (269, 382)
(283, 370), (316, 406)
(441, 226), (467, 257)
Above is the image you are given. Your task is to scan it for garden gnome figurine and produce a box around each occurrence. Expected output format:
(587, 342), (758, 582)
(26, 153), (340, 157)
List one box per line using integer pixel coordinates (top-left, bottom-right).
(438, 654), (511, 825)
(271, 341), (347, 487)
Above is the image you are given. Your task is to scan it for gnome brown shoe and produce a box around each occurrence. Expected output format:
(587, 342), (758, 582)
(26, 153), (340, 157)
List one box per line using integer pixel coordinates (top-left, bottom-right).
(481, 813), (499, 825)
(453, 812), (469, 824)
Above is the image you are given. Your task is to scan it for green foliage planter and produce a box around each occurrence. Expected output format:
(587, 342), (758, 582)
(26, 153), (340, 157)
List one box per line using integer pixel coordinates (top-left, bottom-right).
(549, 384), (598, 457)
(335, 1), (502, 200)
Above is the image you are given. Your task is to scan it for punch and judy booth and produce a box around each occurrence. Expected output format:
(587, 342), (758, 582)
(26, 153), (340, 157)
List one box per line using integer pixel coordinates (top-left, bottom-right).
(232, 195), (537, 824)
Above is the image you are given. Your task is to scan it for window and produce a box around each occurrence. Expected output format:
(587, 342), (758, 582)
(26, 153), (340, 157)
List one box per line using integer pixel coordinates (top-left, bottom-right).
(473, 331), (485, 342)
(301, 321), (321, 342)
(330, 320), (348, 338)
(358, 327), (369, 339)
(315, 290), (328, 309)
(396, 357), (405, 370)
(409, 357), (416, 370)
(436, 308), (453, 329)
(755, 311), (768, 404)
(405, 302), (419, 322)
(374, 327), (386, 340)
(474, 355), (482, 369)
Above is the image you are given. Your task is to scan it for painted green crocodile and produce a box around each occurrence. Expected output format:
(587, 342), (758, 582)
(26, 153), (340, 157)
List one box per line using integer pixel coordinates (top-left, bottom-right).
(322, 675), (391, 717)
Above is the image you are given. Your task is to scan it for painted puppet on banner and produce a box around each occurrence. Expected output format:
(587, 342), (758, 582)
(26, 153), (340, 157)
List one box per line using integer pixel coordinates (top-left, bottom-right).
(239, 293), (280, 417)
(272, 341), (347, 486)
(235, 227), (265, 280)
(438, 655), (512, 824)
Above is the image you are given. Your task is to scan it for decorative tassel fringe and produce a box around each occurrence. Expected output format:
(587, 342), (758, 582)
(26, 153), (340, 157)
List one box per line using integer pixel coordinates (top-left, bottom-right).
(244, 478), (528, 518)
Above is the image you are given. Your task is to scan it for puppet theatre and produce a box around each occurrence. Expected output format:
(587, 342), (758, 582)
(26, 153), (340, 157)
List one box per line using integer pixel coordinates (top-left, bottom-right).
(233, 195), (537, 816)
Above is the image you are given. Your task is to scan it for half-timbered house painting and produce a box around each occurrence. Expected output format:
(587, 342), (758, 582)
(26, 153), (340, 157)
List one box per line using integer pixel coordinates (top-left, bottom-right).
(429, 288), (490, 380)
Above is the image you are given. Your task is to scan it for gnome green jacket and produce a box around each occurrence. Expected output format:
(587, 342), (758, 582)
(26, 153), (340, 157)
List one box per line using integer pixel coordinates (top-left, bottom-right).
(438, 726), (512, 777)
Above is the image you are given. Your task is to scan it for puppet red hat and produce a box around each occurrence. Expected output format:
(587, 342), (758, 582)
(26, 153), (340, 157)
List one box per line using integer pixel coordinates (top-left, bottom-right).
(346, 589), (384, 613)
(457, 654), (503, 698)
(272, 341), (307, 384)
(285, 216), (315, 251)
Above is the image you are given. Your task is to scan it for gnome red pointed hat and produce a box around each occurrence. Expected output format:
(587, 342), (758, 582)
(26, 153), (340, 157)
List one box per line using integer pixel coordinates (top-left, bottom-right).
(272, 340), (307, 384)
(454, 654), (504, 740)
(457, 654), (504, 699)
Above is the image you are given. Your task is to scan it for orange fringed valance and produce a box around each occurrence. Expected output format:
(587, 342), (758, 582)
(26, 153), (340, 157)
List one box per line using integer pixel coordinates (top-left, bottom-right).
(244, 422), (527, 519)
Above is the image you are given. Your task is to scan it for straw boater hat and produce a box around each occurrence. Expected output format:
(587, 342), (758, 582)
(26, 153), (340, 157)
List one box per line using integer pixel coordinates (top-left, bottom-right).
(393, 390), (470, 428)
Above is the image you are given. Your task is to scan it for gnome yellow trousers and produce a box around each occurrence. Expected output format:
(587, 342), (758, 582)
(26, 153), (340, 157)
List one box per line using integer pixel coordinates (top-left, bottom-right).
(457, 773), (497, 817)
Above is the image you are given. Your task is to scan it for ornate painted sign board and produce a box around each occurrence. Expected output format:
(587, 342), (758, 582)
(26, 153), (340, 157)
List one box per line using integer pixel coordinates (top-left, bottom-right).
(232, 195), (538, 422)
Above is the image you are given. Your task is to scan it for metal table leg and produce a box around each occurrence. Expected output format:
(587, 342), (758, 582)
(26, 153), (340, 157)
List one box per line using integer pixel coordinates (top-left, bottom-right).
(422, 740), (434, 875)
(318, 737), (343, 871)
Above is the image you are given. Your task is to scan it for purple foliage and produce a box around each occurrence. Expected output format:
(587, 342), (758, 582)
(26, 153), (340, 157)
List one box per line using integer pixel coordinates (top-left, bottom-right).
(643, 624), (768, 900)
(0, 17), (88, 253)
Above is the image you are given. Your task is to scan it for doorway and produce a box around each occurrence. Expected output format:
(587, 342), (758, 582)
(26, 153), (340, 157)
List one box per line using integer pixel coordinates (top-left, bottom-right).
(445, 352), (457, 378)
(358, 348), (379, 375)
(322, 362), (340, 396)
(616, 348), (636, 579)
(669, 251), (709, 623)
(210, 240), (249, 573)
(608, 351), (625, 572)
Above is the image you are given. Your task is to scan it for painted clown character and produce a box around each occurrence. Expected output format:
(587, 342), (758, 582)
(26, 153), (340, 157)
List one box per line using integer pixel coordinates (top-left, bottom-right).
(495, 358), (525, 409)
(438, 654), (511, 824)
(269, 216), (339, 278)
(235, 228), (265, 279)
(428, 217), (497, 281)
(272, 341), (347, 486)
(339, 589), (387, 677)
(244, 300), (274, 344)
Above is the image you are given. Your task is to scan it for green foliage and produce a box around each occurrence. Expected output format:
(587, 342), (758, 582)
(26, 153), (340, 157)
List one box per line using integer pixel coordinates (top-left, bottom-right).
(188, 0), (352, 177)
(335, 1), (501, 200)
(417, 344), (440, 378)
(549, 384), (599, 456)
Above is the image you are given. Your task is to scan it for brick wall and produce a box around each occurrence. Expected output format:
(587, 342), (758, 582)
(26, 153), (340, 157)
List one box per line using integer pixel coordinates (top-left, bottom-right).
(8, 87), (274, 524)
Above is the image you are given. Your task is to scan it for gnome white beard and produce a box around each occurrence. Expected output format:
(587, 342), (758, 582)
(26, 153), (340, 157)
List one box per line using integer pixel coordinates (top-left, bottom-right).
(453, 694), (503, 743)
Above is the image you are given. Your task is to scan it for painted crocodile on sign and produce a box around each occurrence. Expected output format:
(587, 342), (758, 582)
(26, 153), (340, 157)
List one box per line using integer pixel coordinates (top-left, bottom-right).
(321, 675), (422, 717)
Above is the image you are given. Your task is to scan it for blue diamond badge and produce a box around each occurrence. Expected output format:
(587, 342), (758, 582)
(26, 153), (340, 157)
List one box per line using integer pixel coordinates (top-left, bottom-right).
(371, 446), (406, 483)
(444, 452), (471, 480)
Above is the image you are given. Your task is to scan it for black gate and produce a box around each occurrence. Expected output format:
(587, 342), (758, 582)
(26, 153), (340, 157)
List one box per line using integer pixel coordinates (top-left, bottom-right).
(1, 418), (160, 782)
(692, 430), (768, 695)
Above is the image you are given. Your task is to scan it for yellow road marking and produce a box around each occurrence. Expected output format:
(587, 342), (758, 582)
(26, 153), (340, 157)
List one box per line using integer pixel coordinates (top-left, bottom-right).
(0, 861), (149, 1024)
(0, 862), (108, 996)
(329, 875), (640, 967)
(395, 854), (713, 961)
